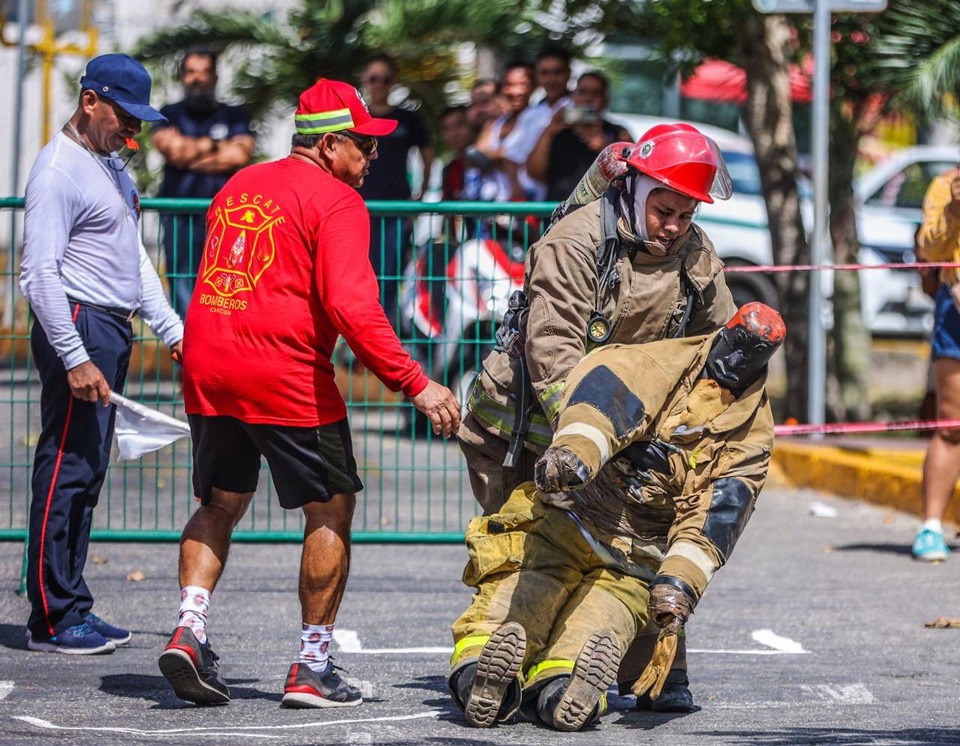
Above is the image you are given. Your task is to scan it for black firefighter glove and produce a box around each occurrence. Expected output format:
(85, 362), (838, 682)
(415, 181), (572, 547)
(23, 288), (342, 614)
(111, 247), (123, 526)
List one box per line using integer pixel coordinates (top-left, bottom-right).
(535, 447), (591, 493)
(633, 577), (697, 700)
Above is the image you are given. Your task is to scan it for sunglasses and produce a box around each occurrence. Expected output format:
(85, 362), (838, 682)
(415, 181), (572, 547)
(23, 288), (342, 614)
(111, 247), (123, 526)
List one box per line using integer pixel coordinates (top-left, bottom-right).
(364, 75), (394, 85)
(338, 130), (378, 156)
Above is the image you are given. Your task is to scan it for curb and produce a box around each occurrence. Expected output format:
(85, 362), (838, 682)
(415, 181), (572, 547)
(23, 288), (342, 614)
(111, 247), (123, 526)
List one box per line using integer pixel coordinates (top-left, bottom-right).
(771, 438), (960, 524)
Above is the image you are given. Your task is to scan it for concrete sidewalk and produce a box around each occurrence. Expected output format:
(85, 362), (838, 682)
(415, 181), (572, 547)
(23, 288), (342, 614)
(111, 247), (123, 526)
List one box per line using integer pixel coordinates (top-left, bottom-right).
(772, 434), (960, 525)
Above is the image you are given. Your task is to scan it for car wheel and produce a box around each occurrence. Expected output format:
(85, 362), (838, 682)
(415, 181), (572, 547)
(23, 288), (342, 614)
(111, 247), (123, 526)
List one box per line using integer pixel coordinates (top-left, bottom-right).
(723, 261), (780, 310)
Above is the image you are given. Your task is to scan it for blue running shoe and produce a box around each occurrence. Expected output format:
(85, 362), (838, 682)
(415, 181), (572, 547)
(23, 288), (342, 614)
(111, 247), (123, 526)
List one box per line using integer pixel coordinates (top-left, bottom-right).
(912, 529), (950, 562)
(27, 622), (116, 655)
(84, 612), (132, 645)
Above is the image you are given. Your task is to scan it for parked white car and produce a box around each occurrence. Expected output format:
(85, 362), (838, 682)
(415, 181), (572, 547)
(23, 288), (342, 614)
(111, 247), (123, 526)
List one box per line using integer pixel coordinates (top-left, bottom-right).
(609, 113), (940, 336)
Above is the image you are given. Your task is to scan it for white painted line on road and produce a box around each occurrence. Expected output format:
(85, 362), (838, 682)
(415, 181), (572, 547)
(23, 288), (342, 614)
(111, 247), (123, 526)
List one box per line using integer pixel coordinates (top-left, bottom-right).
(688, 649), (805, 655)
(14, 717), (280, 740)
(689, 629), (808, 655)
(12, 711), (442, 738)
(335, 629), (452, 655)
(357, 646), (453, 654)
(751, 629), (809, 654)
(333, 629), (809, 657)
(800, 683), (876, 704)
(334, 629), (362, 652)
(0, 682), (13, 701)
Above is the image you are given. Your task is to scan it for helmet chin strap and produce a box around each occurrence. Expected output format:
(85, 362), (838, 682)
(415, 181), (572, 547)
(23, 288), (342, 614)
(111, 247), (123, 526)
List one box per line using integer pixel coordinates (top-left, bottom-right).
(624, 173), (640, 238)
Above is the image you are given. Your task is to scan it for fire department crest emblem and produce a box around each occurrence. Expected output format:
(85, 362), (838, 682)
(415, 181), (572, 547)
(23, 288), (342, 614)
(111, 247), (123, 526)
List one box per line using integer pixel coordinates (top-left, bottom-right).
(201, 203), (282, 297)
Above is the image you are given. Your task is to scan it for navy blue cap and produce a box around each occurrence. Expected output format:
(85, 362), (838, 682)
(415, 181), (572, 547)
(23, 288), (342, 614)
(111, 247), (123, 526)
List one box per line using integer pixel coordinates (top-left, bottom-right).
(79, 54), (166, 123)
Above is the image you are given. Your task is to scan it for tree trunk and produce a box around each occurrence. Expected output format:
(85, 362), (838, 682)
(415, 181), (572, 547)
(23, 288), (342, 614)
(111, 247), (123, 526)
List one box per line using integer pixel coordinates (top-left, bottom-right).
(828, 114), (871, 421)
(738, 14), (811, 421)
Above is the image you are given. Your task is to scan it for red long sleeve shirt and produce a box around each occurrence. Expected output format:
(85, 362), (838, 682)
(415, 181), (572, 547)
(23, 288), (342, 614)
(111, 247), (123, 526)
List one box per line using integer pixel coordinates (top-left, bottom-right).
(182, 157), (427, 426)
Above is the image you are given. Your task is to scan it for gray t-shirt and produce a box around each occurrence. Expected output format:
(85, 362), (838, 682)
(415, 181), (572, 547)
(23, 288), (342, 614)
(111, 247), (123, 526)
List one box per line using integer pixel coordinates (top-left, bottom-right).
(20, 133), (183, 369)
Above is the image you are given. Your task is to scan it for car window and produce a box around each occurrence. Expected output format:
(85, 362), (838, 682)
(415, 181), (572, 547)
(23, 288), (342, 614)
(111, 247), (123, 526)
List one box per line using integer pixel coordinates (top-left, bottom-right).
(865, 161), (957, 209)
(723, 151), (763, 196)
(721, 151), (810, 198)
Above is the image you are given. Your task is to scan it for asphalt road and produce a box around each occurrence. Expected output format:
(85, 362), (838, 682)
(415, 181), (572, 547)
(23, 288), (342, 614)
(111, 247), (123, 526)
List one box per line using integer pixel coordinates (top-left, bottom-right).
(1, 481), (958, 745)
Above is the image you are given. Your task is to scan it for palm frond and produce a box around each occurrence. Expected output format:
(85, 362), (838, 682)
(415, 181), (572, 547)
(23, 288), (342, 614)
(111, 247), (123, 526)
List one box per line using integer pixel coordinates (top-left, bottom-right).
(872, 0), (960, 122)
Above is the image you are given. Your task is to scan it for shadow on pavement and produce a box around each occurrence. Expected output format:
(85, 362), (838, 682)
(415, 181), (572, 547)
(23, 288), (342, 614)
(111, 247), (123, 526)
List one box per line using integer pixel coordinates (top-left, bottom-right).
(613, 707), (700, 730)
(358, 741), (501, 746)
(393, 674), (448, 694)
(700, 728), (960, 745)
(101, 673), (279, 708)
(0, 622), (25, 650)
(832, 543), (914, 556)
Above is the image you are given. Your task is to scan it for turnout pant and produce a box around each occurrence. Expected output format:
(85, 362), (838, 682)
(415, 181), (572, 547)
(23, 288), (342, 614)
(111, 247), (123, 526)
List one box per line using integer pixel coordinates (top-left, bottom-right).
(450, 484), (651, 691)
(26, 304), (131, 638)
(456, 415), (687, 684)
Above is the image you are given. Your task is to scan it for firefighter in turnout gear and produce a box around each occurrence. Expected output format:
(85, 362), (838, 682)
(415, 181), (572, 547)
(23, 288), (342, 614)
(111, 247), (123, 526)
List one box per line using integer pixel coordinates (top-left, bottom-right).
(458, 121), (738, 710)
(449, 303), (784, 731)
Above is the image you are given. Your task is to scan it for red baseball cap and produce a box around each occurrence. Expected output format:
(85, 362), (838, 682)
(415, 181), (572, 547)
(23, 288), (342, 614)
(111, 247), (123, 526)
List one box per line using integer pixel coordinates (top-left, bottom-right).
(295, 78), (397, 137)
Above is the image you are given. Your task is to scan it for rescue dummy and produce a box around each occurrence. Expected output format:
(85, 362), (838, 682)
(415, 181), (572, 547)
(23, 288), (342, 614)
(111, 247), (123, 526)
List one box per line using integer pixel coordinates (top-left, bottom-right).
(449, 303), (784, 731)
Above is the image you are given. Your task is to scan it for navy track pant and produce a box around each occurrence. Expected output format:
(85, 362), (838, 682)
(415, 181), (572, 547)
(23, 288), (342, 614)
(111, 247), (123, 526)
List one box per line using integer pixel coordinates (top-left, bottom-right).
(26, 303), (131, 639)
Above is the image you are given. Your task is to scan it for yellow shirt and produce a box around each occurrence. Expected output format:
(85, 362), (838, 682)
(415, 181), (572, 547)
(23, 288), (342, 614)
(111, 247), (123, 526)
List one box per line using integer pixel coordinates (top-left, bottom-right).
(918, 171), (960, 284)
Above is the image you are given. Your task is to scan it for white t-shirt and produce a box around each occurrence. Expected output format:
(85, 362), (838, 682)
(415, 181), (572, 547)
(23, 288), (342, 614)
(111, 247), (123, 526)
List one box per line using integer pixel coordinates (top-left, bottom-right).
(20, 133), (183, 369)
(507, 97), (571, 200)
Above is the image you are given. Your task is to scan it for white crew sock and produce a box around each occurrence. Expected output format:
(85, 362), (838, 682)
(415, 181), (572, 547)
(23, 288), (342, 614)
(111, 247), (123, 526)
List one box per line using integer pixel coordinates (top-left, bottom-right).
(178, 585), (211, 645)
(922, 518), (944, 535)
(299, 623), (335, 673)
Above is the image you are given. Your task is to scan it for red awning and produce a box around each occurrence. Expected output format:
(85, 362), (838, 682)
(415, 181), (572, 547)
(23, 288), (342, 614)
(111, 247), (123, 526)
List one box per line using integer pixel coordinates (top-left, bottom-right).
(680, 58), (812, 105)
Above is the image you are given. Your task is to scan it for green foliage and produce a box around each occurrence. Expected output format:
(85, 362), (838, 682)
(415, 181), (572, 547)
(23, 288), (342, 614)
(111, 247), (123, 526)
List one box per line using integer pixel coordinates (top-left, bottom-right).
(872, 0), (960, 124)
(134, 0), (593, 128)
(619, 0), (757, 72)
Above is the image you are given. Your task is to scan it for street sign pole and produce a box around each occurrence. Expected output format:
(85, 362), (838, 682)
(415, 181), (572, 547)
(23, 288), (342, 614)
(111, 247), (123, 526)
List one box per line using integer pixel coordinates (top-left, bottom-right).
(752, 0), (886, 429)
(808, 0), (831, 432)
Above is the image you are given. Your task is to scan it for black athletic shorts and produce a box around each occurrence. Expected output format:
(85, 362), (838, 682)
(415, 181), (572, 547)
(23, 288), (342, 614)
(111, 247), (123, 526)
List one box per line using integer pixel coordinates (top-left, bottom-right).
(188, 415), (364, 509)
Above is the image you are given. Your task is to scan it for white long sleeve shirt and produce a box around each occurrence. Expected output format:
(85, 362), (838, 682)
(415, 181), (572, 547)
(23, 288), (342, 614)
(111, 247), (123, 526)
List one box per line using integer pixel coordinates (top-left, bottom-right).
(19, 133), (183, 370)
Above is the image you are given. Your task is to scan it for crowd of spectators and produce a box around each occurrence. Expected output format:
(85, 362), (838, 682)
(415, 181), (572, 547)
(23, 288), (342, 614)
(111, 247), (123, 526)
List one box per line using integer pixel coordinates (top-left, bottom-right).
(150, 47), (630, 322)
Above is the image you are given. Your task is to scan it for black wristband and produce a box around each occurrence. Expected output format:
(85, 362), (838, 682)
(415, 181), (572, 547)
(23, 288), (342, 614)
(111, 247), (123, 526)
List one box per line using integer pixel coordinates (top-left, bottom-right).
(209, 138), (220, 153)
(651, 575), (698, 602)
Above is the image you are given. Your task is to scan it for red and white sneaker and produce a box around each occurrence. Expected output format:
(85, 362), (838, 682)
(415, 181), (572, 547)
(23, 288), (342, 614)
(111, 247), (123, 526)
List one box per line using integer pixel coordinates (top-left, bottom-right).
(158, 626), (230, 705)
(282, 660), (363, 708)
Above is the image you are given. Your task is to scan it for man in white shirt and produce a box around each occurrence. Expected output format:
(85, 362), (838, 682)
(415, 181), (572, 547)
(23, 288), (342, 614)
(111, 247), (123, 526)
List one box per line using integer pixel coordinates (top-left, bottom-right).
(20, 54), (183, 655)
(506, 47), (573, 200)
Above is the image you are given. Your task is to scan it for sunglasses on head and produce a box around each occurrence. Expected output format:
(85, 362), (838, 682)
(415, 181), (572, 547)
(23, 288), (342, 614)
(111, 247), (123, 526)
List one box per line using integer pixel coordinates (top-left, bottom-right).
(364, 75), (394, 85)
(338, 129), (378, 156)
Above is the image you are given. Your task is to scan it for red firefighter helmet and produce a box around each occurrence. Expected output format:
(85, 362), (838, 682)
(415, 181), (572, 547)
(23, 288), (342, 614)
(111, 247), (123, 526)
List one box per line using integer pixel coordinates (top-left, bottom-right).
(624, 122), (733, 204)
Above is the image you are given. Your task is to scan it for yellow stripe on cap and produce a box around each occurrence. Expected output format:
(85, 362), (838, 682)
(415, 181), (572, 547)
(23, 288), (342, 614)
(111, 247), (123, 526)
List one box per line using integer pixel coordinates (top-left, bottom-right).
(295, 108), (355, 134)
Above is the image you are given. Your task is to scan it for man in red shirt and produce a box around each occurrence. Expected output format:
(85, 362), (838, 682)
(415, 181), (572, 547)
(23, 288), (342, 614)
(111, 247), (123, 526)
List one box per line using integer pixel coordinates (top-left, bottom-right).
(159, 78), (461, 709)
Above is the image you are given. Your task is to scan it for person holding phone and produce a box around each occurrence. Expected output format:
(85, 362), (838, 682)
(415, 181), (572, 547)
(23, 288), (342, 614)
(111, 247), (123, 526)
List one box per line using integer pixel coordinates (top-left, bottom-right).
(526, 71), (632, 203)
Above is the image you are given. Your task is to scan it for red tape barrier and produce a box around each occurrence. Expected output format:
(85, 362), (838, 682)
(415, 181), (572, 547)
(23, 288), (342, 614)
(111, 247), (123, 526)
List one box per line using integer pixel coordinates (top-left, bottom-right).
(775, 418), (960, 437)
(715, 257), (956, 436)
(725, 261), (960, 273)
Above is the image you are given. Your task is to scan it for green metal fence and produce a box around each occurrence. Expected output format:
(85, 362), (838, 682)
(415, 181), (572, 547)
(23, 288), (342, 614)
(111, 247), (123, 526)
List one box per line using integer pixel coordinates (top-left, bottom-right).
(0, 196), (554, 543)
